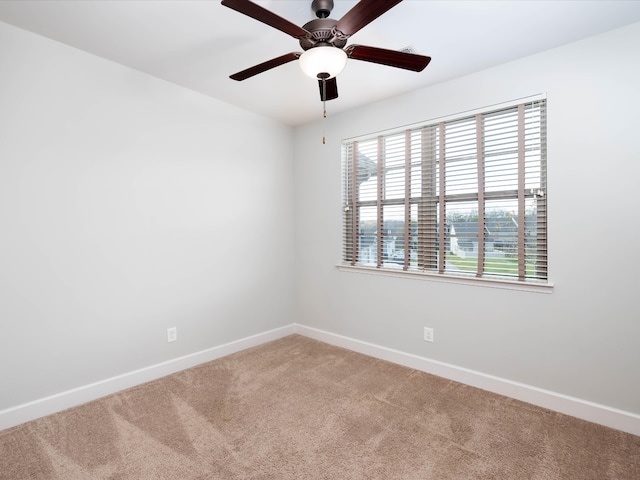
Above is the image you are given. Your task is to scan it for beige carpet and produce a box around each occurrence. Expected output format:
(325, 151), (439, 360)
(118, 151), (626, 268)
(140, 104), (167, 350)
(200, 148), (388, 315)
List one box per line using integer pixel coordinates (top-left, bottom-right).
(1, 335), (638, 479)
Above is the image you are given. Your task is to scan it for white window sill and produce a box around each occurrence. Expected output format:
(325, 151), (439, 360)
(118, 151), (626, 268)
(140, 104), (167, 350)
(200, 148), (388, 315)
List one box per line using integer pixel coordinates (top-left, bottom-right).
(336, 265), (554, 294)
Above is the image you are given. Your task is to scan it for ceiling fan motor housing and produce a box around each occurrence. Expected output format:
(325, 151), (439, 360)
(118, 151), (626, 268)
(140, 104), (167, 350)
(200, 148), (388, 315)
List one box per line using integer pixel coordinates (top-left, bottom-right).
(300, 18), (347, 50)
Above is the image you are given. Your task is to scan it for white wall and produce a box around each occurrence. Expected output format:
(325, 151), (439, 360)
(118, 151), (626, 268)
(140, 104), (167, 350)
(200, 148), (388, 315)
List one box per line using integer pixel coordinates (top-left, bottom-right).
(2, 16), (639, 432)
(294, 22), (640, 416)
(0, 21), (294, 412)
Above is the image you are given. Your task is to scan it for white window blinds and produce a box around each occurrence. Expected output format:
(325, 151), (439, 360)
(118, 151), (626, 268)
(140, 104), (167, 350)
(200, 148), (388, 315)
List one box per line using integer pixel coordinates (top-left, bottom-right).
(342, 98), (547, 283)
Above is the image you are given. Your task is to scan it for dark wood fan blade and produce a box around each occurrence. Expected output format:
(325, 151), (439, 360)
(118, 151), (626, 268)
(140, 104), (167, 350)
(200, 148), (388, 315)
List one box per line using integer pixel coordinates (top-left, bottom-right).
(230, 52), (302, 81)
(346, 45), (431, 72)
(222, 0), (310, 39)
(318, 77), (338, 101)
(336, 0), (402, 37)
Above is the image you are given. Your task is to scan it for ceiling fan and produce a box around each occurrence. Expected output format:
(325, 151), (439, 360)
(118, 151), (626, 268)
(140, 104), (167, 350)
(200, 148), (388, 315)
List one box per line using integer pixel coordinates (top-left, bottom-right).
(221, 0), (431, 102)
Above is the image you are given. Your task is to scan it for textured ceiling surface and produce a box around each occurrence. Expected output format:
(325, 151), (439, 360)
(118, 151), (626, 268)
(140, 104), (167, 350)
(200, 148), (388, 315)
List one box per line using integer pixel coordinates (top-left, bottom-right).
(1, 1), (640, 126)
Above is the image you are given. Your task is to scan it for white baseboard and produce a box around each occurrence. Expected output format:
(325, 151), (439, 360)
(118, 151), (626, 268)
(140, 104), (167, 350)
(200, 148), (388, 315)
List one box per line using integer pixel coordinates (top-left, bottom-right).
(294, 324), (640, 437)
(0, 324), (295, 431)
(3, 323), (638, 437)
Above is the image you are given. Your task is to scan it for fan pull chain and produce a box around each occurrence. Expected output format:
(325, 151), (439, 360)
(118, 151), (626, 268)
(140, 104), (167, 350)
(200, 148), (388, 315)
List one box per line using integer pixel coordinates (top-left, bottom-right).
(323, 99), (327, 144)
(322, 78), (327, 144)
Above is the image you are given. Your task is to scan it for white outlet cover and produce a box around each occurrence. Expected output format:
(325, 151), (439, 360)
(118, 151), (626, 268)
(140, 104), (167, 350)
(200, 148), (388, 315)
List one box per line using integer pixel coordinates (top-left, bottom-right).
(424, 327), (434, 342)
(167, 327), (177, 343)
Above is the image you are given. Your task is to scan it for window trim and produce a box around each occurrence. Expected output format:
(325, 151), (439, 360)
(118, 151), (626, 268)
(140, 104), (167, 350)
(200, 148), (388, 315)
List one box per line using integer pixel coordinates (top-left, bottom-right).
(336, 264), (554, 294)
(340, 94), (552, 292)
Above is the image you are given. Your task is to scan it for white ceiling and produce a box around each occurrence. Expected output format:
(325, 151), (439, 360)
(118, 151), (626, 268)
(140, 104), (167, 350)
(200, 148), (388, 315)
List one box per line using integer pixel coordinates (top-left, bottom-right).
(1, 0), (640, 126)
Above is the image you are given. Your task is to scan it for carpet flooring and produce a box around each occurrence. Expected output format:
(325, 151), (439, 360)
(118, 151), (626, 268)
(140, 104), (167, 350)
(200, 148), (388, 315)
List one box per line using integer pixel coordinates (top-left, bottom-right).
(1, 335), (639, 479)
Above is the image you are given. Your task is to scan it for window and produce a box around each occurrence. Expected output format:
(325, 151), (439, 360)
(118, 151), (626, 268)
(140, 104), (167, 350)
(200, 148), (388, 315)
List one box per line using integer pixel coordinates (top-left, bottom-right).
(341, 98), (547, 286)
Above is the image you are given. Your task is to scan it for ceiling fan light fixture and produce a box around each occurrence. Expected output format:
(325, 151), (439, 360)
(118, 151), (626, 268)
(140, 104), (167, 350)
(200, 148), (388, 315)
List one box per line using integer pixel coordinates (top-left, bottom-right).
(299, 46), (347, 79)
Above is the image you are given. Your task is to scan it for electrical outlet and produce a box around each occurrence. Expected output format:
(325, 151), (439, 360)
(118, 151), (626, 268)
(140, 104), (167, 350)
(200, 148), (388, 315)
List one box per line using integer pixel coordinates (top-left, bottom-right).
(167, 327), (177, 343)
(423, 327), (434, 343)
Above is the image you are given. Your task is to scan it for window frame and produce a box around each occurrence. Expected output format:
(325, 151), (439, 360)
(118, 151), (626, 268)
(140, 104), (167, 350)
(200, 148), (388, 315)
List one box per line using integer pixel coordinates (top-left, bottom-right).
(339, 95), (552, 293)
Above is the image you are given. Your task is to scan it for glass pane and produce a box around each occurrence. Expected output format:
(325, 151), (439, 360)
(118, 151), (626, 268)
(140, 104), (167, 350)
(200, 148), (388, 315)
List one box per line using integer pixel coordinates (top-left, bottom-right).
(445, 118), (477, 196)
(484, 199), (519, 277)
(484, 108), (518, 155)
(485, 152), (518, 192)
(410, 131), (422, 198)
(524, 196), (546, 279)
(524, 104), (544, 191)
(357, 140), (378, 202)
(408, 203), (419, 270)
(358, 205), (377, 265)
(384, 134), (406, 200)
(382, 205), (405, 268)
(384, 134), (405, 167)
(421, 201), (438, 271)
(384, 167), (405, 199)
(446, 201), (478, 274)
(422, 125), (440, 197)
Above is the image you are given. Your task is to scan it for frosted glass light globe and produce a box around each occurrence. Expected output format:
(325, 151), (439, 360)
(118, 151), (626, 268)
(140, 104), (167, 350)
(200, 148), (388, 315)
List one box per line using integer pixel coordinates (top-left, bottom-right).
(299, 46), (347, 79)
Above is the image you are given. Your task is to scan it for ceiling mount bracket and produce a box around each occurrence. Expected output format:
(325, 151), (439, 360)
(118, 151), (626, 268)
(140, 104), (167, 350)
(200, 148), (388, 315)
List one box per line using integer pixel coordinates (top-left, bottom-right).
(311, 0), (334, 19)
